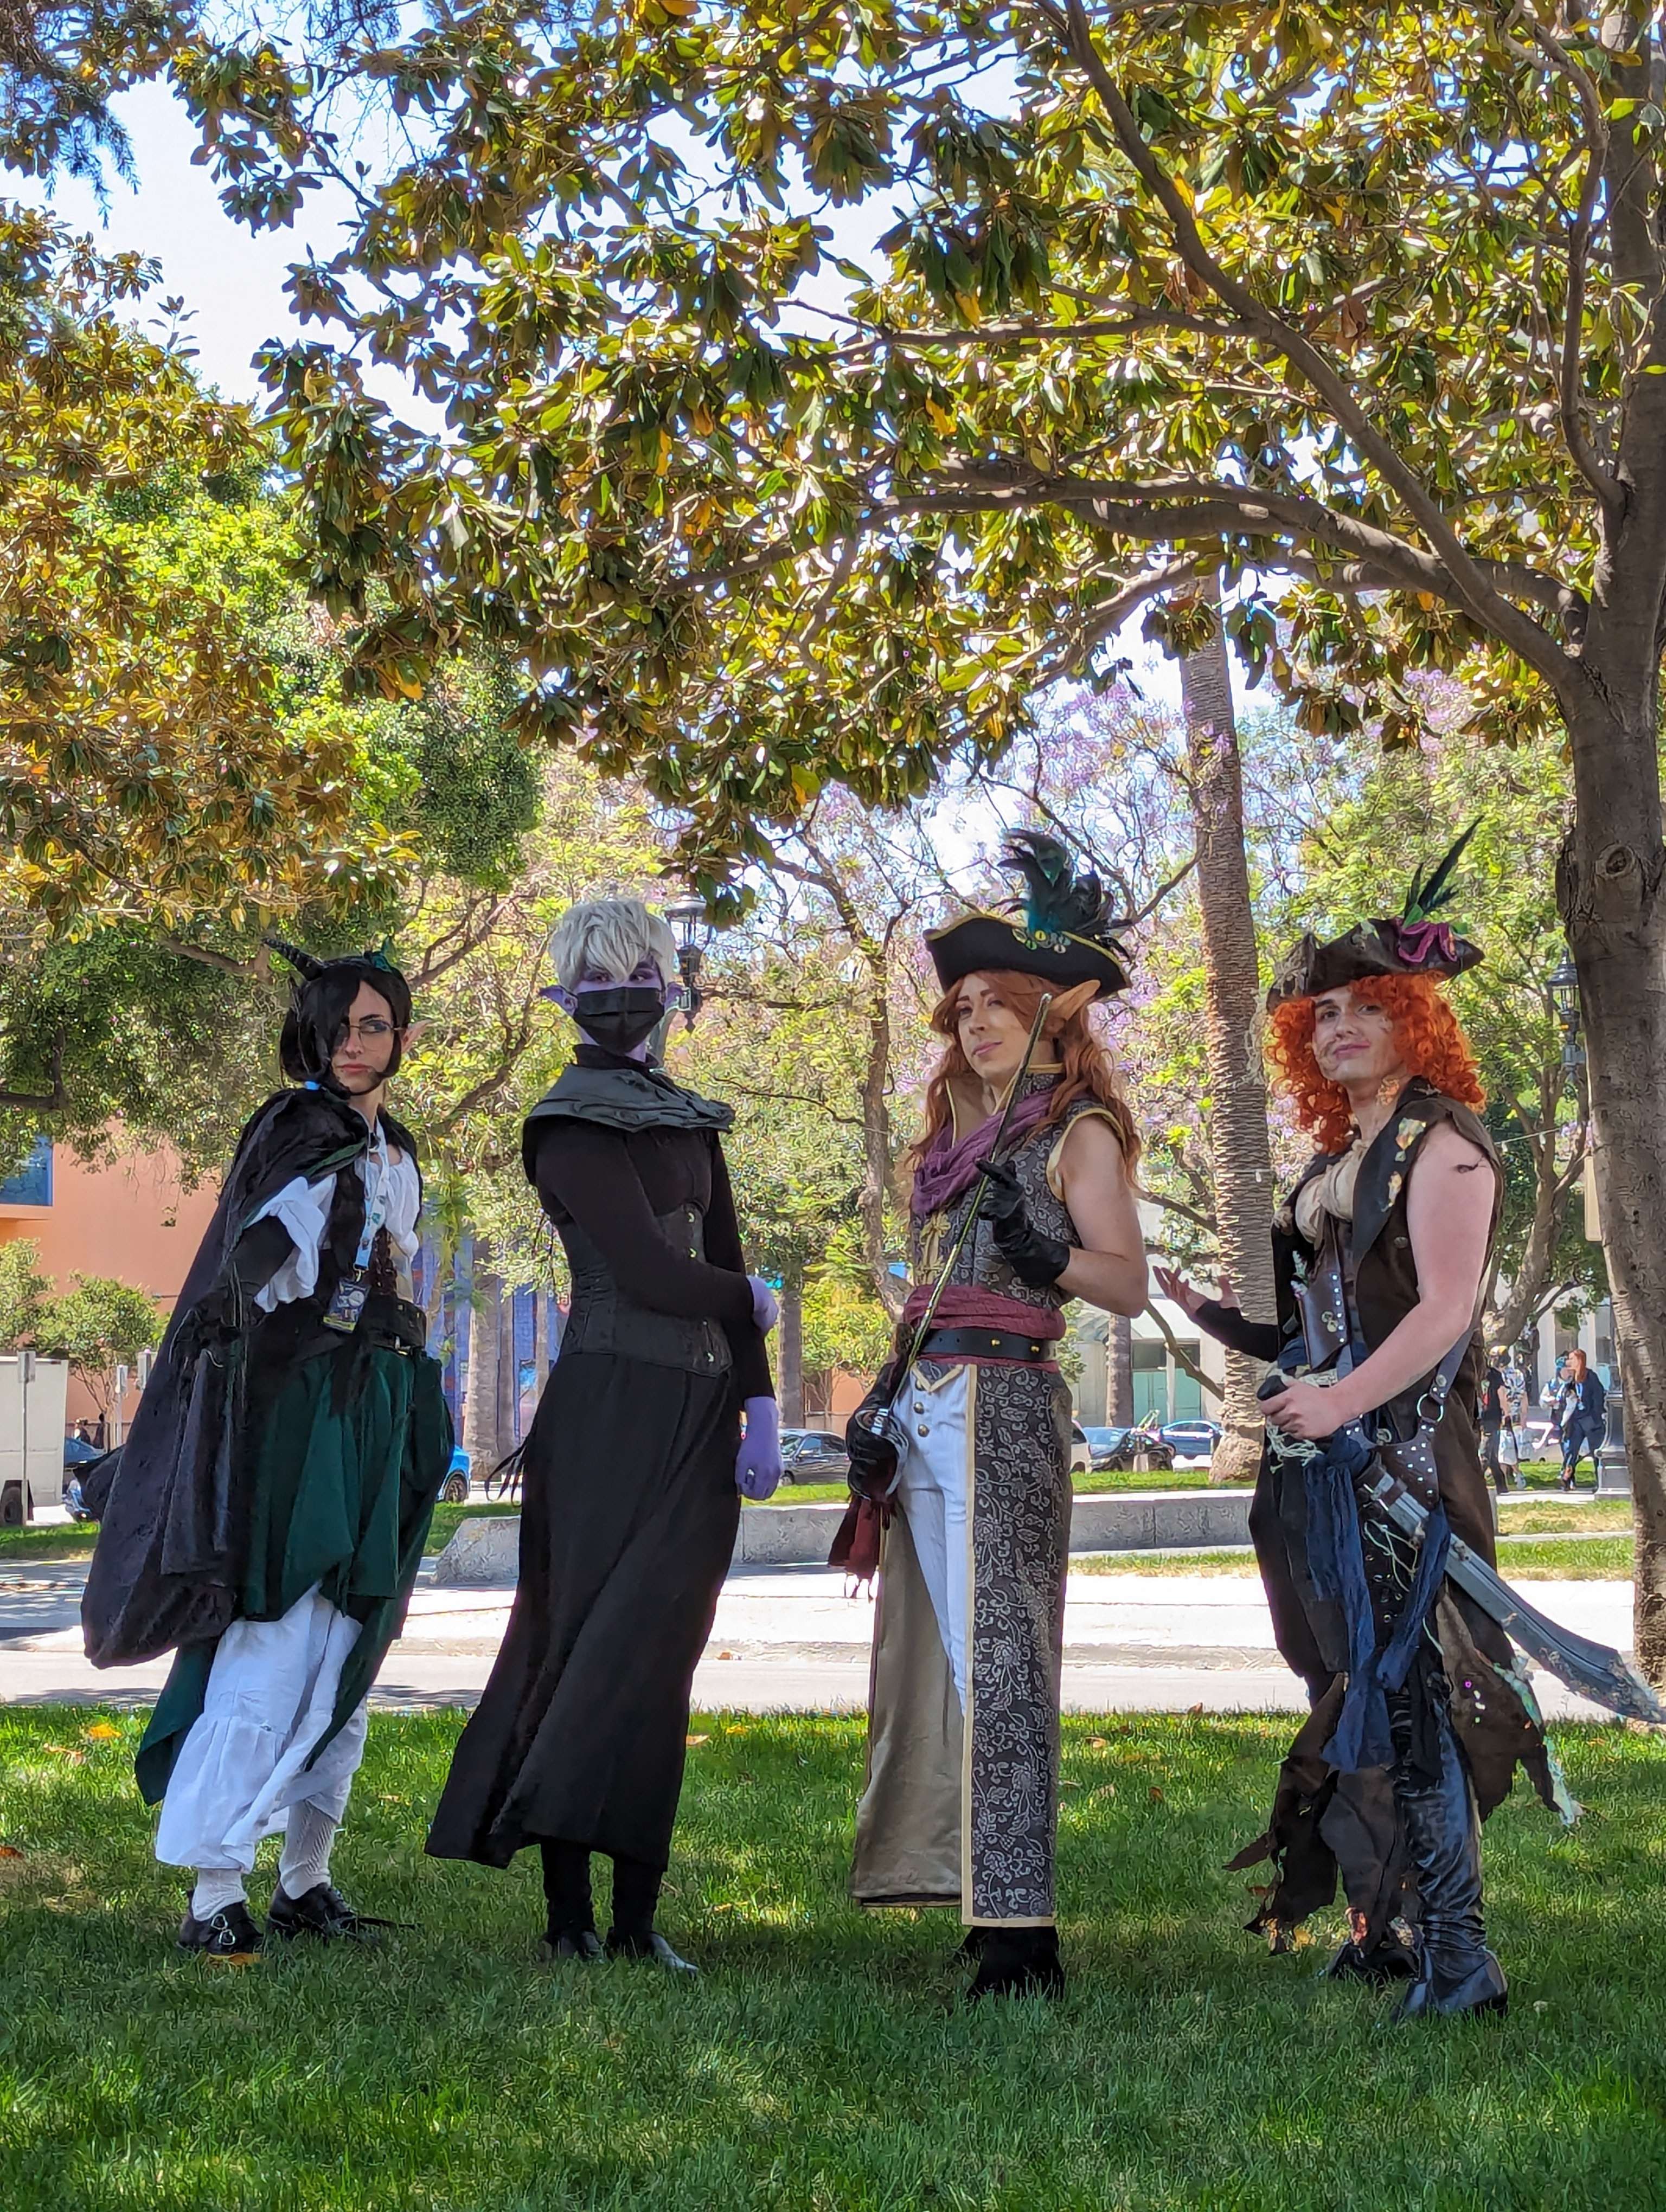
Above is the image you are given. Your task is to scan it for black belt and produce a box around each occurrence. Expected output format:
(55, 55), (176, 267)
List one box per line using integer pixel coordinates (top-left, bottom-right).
(917, 1326), (1058, 1365)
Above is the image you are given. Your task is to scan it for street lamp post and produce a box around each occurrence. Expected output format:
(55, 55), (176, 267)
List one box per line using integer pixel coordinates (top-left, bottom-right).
(664, 896), (715, 1030)
(1549, 955), (1585, 1081)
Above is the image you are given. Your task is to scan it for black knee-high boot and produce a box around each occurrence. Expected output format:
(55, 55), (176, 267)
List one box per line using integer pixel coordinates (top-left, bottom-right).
(539, 1841), (603, 1960)
(1391, 1705), (1507, 2021)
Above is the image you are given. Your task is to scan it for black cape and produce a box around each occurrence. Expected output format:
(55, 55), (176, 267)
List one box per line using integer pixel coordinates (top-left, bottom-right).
(81, 1085), (419, 1669)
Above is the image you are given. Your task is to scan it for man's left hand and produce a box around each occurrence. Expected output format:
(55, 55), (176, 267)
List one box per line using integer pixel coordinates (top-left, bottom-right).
(1259, 1379), (1349, 1443)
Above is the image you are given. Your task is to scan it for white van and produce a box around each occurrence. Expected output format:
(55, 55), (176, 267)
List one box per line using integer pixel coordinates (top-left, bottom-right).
(0, 1354), (70, 1522)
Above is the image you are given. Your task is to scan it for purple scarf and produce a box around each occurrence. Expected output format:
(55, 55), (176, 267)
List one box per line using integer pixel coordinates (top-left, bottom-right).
(909, 1085), (1055, 1222)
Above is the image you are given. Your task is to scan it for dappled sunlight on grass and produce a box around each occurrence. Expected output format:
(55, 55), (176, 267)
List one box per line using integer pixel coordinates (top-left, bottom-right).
(2, 1707), (1664, 2209)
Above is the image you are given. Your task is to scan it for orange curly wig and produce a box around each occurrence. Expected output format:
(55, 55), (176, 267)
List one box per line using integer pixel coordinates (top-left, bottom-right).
(1266, 972), (1486, 1153)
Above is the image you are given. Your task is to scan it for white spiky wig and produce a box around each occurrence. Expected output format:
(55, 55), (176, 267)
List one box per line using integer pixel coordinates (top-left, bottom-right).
(549, 897), (677, 990)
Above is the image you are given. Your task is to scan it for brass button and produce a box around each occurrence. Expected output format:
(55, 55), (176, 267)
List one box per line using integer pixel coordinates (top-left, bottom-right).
(917, 1425), (930, 1438)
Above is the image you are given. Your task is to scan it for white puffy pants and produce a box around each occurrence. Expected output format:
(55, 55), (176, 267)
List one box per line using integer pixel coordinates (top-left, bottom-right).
(153, 1586), (369, 1875)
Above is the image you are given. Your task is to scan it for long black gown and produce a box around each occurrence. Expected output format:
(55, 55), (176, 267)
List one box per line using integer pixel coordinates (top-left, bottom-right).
(426, 1047), (770, 1873)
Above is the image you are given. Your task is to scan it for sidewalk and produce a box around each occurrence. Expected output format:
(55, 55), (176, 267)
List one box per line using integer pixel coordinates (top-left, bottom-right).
(0, 1557), (1633, 1721)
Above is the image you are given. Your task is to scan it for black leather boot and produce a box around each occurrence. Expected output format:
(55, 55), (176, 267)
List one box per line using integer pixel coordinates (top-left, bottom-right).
(1392, 1714), (1507, 2021)
(965, 1927), (1065, 2002)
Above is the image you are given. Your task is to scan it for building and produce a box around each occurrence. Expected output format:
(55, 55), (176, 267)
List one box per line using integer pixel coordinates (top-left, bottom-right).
(0, 1136), (217, 1431)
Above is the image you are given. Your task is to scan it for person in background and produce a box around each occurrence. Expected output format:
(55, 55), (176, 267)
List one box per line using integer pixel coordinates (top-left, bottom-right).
(1478, 1354), (1510, 1497)
(1556, 1349), (1607, 1490)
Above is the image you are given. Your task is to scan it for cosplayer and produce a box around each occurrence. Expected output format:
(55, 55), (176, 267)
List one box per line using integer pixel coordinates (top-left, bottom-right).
(426, 897), (780, 1973)
(840, 835), (1148, 2001)
(1159, 838), (1565, 2018)
(82, 943), (451, 1962)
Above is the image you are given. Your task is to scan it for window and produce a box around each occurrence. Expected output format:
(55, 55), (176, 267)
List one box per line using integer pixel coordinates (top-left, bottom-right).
(0, 1137), (51, 1208)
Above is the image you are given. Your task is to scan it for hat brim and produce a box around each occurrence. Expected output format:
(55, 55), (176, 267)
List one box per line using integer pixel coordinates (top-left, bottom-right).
(1266, 922), (1483, 1010)
(927, 913), (1130, 999)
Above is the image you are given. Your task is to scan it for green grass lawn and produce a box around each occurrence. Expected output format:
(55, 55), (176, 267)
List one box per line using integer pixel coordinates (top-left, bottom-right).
(1075, 1535), (1635, 1580)
(2, 1709), (1663, 2211)
(772, 1464), (1218, 1508)
(0, 1501), (523, 1569)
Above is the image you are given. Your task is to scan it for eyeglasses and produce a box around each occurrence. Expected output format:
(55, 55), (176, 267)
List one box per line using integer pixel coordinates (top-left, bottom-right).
(332, 1018), (397, 1045)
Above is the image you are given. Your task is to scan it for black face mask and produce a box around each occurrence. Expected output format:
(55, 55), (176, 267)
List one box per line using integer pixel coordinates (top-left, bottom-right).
(574, 986), (666, 1056)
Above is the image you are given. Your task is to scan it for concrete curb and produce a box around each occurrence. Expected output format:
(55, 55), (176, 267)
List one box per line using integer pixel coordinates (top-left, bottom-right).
(431, 1487), (1256, 1586)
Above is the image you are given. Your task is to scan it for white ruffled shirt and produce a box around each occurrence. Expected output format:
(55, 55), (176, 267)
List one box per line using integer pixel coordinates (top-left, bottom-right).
(249, 1129), (422, 1311)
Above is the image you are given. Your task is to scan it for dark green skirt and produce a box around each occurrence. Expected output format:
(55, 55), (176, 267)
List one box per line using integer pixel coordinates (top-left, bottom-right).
(137, 1340), (451, 1805)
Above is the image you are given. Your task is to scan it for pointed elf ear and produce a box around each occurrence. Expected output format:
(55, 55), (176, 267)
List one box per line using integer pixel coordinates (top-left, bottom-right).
(1041, 979), (1102, 1033)
(401, 1019), (430, 1046)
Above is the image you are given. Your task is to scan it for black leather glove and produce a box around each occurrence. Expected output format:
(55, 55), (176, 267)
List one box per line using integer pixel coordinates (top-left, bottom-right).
(845, 1358), (903, 1502)
(175, 1216), (298, 1360)
(977, 1158), (1071, 1288)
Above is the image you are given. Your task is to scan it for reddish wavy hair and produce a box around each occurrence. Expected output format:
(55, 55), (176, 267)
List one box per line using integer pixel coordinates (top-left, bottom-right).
(906, 968), (1141, 1174)
(1266, 972), (1485, 1153)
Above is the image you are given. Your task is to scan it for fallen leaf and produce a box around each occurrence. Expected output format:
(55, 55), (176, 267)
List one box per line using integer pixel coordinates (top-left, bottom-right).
(1188, 1702), (1204, 1715)
(717, 1650), (735, 1660)
(1148, 1786), (1164, 1802)
(0, 1844), (22, 1860)
(43, 1745), (84, 1763)
(686, 1734), (709, 1747)
(711, 1902), (734, 1914)
(1088, 1736), (1107, 1748)
(85, 1722), (120, 1742)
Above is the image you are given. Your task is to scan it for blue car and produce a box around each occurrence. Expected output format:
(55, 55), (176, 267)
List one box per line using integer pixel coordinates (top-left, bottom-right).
(439, 1446), (472, 1505)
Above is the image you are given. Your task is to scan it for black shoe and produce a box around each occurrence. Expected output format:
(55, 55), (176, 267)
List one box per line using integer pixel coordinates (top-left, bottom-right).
(605, 1927), (699, 1975)
(1327, 1926), (1418, 1986)
(267, 1882), (399, 1944)
(966, 1927), (1065, 2002)
(539, 1927), (605, 1964)
(177, 1900), (264, 1963)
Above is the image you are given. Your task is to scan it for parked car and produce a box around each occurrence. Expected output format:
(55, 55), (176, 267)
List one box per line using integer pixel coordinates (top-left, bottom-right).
(1069, 1419), (1092, 1477)
(780, 1429), (851, 1483)
(438, 1446), (472, 1505)
(1159, 1419), (1223, 1463)
(1080, 1421), (1176, 1473)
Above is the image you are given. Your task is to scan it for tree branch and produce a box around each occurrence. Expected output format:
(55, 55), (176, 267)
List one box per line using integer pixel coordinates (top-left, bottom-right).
(1038, 0), (1579, 696)
(1143, 1296), (1222, 1402)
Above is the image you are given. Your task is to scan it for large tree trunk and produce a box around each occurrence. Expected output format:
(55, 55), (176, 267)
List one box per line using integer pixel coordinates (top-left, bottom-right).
(1176, 589), (1278, 1484)
(1110, 1311), (1134, 1424)
(464, 1247), (503, 1474)
(496, 1288), (519, 1449)
(1558, 690), (1666, 1683)
(778, 1256), (805, 1426)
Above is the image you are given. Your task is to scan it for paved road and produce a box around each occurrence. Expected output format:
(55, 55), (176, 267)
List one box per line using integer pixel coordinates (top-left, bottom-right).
(0, 1557), (1632, 1721)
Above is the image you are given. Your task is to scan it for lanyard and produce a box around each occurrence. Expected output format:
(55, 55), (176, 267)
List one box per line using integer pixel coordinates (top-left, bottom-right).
(354, 1123), (391, 1270)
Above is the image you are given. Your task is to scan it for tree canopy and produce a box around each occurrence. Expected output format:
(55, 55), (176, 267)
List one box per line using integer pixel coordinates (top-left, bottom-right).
(144, 4), (1660, 891)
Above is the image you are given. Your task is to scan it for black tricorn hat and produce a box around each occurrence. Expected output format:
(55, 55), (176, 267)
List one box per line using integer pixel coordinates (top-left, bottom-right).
(1266, 824), (1484, 1010)
(927, 831), (1133, 1000)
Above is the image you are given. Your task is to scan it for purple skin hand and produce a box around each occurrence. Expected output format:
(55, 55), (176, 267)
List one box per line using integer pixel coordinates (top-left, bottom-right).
(735, 1396), (783, 1499)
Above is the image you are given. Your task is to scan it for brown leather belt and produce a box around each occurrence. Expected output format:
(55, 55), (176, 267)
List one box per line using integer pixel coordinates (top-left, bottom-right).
(917, 1326), (1058, 1365)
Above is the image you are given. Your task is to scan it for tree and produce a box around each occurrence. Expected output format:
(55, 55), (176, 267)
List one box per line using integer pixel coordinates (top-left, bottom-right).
(0, 207), (392, 934)
(0, 1236), (48, 1348)
(1168, 588), (1277, 1482)
(38, 1271), (164, 1414)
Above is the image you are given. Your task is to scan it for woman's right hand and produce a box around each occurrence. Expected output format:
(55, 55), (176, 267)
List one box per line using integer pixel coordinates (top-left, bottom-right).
(1153, 1265), (1234, 1321)
(748, 1275), (779, 1334)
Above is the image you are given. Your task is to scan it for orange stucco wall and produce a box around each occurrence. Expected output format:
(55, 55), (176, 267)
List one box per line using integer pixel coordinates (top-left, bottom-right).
(0, 1141), (218, 1429)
